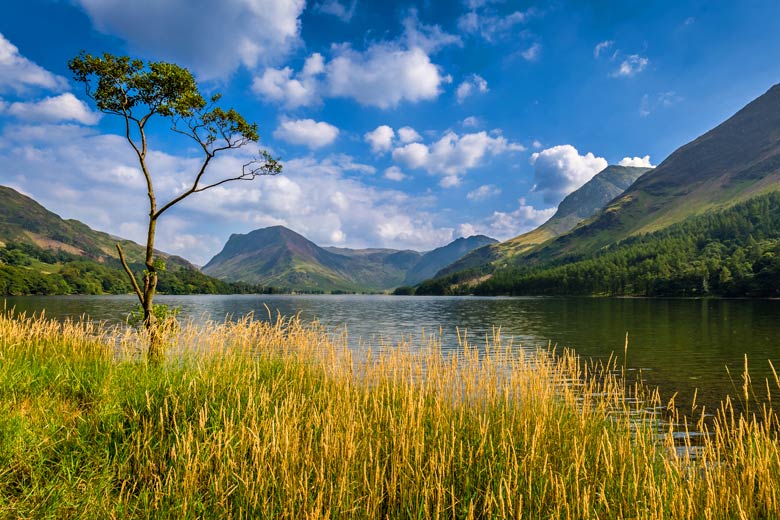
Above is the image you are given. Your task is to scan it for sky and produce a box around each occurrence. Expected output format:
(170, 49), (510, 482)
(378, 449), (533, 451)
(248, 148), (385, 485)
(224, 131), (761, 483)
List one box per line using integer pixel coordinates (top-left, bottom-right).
(1, 0), (779, 265)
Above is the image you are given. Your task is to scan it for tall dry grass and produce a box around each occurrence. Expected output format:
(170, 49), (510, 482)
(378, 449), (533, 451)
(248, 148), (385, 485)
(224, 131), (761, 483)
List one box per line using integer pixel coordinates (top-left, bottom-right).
(0, 309), (779, 519)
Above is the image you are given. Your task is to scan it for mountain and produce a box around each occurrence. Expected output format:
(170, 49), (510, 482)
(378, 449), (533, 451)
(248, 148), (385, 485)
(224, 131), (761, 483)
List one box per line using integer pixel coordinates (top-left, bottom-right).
(0, 185), (191, 268)
(436, 165), (650, 277)
(202, 226), (496, 292)
(417, 83), (780, 296)
(403, 235), (497, 285)
(536, 84), (780, 259)
(0, 185), (254, 296)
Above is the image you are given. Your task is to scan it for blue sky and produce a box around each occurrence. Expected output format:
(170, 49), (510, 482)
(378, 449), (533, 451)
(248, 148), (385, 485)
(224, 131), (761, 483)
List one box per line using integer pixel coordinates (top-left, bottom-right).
(1, 0), (779, 264)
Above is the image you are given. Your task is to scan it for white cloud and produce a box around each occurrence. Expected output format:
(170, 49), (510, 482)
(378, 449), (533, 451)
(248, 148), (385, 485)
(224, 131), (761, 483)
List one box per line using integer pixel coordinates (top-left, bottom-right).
(252, 53), (323, 108)
(618, 155), (654, 168)
(485, 198), (556, 238)
(467, 184), (501, 201)
(612, 54), (649, 77)
(402, 9), (462, 53)
(593, 40), (614, 58)
(0, 33), (69, 93)
(1, 123), (463, 262)
(273, 118), (339, 149)
(383, 166), (407, 181)
(364, 125), (395, 153)
(253, 12), (457, 109)
(397, 126), (422, 144)
(73, 0), (306, 79)
(456, 74), (488, 103)
(393, 130), (525, 187)
(520, 43), (542, 62)
(530, 144), (608, 204)
(326, 44), (447, 108)
(7, 93), (101, 125)
(316, 0), (357, 22)
(462, 116), (481, 128)
(532, 139), (542, 149)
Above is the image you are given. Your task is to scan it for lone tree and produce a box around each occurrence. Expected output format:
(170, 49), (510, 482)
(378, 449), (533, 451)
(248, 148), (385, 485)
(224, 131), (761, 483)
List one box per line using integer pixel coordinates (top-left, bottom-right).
(69, 53), (281, 361)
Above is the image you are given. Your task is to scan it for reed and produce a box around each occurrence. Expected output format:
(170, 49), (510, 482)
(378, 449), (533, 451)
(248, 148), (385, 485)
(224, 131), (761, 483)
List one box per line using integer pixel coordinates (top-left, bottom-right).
(0, 309), (779, 519)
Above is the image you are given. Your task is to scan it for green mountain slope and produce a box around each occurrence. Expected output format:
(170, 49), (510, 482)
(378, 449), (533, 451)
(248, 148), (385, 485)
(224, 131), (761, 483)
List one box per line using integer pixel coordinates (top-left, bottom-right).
(202, 226), (496, 292)
(0, 185), (255, 296)
(536, 83), (780, 260)
(418, 192), (780, 297)
(0, 185), (190, 267)
(436, 165), (650, 278)
(404, 235), (497, 285)
(416, 84), (780, 296)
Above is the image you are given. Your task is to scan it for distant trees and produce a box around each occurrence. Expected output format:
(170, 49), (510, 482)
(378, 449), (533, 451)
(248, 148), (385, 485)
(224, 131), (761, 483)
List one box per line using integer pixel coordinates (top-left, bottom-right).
(69, 53), (281, 361)
(416, 192), (780, 298)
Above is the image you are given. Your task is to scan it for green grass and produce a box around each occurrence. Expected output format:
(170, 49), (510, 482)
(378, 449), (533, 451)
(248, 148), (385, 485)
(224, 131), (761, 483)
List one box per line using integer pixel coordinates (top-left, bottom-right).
(1, 310), (780, 518)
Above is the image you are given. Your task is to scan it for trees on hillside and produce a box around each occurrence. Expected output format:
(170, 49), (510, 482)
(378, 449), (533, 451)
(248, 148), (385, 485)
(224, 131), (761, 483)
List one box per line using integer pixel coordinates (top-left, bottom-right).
(69, 53), (281, 361)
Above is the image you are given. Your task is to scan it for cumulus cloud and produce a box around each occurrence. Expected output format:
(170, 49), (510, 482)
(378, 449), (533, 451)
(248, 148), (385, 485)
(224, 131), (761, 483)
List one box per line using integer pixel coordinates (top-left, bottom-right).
(1, 122), (464, 262)
(456, 74), (488, 103)
(72, 0), (306, 79)
(273, 118), (339, 149)
(612, 54), (649, 77)
(397, 126), (422, 143)
(0, 33), (69, 92)
(462, 116), (481, 128)
(252, 53), (323, 108)
(593, 40), (614, 58)
(530, 144), (608, 204)
(393, 130), (525, 187)
(618, 155), (654, 168)
(383, 166), (407, 181)
(7, 93), (101, 125)
(364, 125), (395, 153)
(315, 0), (357, 22)
(253, 11), (457, 109)
(485, 198), (556, 238)
(467, 184), (501, 201)
(326, 44), (448, 108)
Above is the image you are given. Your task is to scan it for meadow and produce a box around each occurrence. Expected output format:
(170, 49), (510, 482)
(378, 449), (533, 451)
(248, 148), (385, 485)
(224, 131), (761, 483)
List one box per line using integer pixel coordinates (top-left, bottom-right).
(1, 309), (779, 519)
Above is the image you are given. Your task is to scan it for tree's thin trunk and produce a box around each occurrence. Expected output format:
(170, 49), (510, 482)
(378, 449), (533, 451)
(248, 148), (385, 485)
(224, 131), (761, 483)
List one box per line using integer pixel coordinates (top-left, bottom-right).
(142, 216), (162, 364)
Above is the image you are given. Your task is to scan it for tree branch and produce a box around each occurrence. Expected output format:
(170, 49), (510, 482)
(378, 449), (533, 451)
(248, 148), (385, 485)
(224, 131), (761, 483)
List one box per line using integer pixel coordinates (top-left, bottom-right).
(116, 243), (144, 304)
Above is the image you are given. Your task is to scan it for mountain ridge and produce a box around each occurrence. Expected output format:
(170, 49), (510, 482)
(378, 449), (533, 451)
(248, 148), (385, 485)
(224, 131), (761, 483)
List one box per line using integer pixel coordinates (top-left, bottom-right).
(203, 226), (496, 292)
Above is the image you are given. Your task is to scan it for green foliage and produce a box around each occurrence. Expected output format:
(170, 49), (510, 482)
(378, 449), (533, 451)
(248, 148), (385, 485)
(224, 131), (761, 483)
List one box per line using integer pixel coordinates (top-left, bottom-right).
(418, 192), (780, 297)
(126, 303), (180, 328)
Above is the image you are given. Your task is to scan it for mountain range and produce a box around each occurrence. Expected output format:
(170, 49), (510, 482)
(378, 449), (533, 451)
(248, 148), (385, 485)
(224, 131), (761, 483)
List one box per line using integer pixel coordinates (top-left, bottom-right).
(202, 226), (496, 292)
(416, 83), (780, 295)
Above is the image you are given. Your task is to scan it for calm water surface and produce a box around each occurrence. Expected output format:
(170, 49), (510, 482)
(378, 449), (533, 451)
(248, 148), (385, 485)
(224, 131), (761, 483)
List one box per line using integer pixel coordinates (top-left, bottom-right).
(4, 294), (780, 411)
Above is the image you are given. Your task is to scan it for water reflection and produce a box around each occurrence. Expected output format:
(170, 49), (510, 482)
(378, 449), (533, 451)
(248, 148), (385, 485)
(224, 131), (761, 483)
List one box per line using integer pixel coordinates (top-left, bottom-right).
(4, 294), (780, 412)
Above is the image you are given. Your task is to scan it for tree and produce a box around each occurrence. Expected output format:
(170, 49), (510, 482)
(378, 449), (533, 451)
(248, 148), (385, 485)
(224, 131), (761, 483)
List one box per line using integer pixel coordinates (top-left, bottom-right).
(69, 53), (281, 361)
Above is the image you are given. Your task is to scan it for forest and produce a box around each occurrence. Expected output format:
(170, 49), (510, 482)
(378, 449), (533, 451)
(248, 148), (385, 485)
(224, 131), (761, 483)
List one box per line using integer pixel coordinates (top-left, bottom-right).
(415, 191), (780, 297)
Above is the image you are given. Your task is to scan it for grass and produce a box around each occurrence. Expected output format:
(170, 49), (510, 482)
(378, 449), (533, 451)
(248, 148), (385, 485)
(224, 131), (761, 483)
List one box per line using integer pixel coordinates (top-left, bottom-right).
(1, 311), (780, 518)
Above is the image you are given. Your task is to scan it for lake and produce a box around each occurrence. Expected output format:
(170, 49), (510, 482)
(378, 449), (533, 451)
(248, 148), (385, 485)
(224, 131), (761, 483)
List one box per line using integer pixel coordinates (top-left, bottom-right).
(4, 294), (780, 413)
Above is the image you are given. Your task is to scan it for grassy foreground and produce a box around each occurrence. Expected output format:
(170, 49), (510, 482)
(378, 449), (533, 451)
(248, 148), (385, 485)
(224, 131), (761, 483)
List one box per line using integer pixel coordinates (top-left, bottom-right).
(1, 312), (779, 519)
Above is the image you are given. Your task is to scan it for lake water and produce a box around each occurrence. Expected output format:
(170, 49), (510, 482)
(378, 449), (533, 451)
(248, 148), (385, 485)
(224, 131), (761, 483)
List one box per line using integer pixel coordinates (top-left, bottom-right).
(4, 294), (780, 413)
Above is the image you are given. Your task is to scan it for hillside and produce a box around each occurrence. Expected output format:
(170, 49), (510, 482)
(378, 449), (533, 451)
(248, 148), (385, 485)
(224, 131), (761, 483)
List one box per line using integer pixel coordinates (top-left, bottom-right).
(533, 83), (780, 260)
(415, 84), (780, 296)
(202, 226), (495, 292)
(417, 192), (780, 297)
(436, 165), (650, 277)
(0, 185), (257, 296)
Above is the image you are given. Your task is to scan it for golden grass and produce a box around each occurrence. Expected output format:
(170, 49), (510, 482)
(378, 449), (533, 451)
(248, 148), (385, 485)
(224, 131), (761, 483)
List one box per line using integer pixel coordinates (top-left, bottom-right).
(0, 309), (779, 518)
